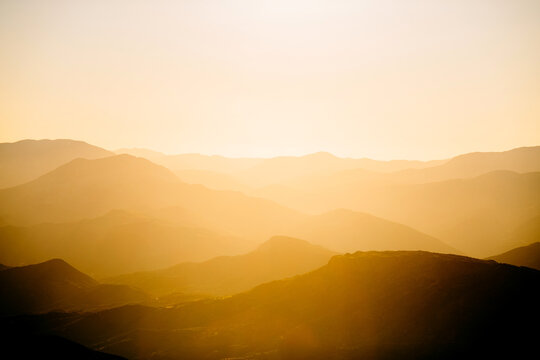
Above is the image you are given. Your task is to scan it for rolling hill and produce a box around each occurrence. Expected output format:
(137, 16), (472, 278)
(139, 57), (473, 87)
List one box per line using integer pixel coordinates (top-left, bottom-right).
(0, 210), (252, 277)
(0, 154), (457, 268)
(117, 147), (445, 188)
(254, 171), (540, 257)
(6, 251), (539, 359)
(394, 145), (540, 184)
(0, 259), (150, 316)
(285, 209), (458, 254)
(0, 154), (303, 242)
(0, 139), (113, 189)
(487, 242), (540, 270)
(106, 236), (337, 296)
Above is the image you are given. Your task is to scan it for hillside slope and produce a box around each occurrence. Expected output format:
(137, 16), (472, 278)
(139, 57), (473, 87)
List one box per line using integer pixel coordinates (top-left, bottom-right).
(7, 251), (539, 359)
(106, 236), (336, 296)
(0, 139), (113, 188)
(0, 210), (251, 277)
(0, 259), (149, 316)
(487, 242), (540, 270)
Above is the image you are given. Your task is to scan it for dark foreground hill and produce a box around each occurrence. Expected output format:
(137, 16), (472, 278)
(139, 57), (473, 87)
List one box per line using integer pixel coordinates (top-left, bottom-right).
(0, 332), (126, 360)
(0, 259), (149, 316)
(4, 251), (539, 359)
(487, 242), (540, 270)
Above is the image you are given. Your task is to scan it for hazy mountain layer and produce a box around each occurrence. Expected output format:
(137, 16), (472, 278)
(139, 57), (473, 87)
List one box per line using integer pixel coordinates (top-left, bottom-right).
(255, 171), (540, 257)
(487, 242), (540, 270)
(106, 236), (336, 296)
(0, 155), (457, 276)
(0, 154), (303, 242)
(0, 210), (252, 277)
(0, 139), (113, 189)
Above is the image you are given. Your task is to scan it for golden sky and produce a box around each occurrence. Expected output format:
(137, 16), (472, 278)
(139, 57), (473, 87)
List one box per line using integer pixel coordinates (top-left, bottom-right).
(1, 0), (539, 159)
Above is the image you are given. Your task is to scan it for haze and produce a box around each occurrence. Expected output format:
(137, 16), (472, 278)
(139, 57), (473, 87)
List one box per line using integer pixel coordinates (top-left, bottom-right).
(1, 2), (540, 359)
(2, 0), (540, 159)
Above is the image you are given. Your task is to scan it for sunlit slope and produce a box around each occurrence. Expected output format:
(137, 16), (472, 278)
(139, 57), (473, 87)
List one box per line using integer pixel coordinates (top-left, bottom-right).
(0, 154), (455, 257)
(0, 139), (113, 189)
(487, 242), (540, 270)
(285, 209), (458, 254)
(255, 171), (540, 257)
(0, 259), (149, 316)
(10, 251), (540, 359)
(106, 236), (336, 296)
(0, 154), (304, 240)
(0, 210), (252, 277)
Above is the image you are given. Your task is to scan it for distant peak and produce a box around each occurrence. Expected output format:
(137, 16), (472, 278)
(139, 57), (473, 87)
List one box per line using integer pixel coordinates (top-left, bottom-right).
(305, 151), (338, 159)
(257, 236), (319, 252)
(39, 258), (72, 268)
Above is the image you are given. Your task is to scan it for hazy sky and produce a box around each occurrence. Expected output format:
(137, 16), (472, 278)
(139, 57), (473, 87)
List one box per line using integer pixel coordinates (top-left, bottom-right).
(1, 0), (539, 159)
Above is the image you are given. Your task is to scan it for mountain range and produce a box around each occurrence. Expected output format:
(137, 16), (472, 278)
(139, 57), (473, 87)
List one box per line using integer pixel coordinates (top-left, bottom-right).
(106, 236), (336, 296)
(4, 250), (538, 359)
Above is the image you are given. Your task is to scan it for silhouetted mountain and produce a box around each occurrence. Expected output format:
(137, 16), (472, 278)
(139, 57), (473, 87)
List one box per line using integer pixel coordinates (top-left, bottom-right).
(0, 139), (113, 189)
(0, 210), (252, 277)
(487, 242), (540, 270)
(106, 236), (336, 296)
(0, 264), (9, 271)
(0, 259), (149, 316)
(6, 251), (539, 359)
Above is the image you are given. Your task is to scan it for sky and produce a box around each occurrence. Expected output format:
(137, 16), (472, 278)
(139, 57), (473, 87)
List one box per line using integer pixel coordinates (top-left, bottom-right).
(1, 0), (539, 160)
